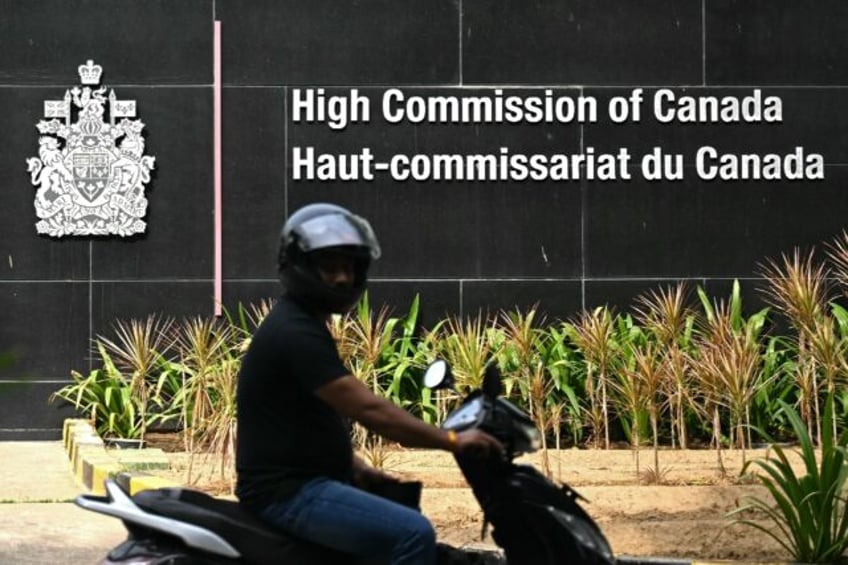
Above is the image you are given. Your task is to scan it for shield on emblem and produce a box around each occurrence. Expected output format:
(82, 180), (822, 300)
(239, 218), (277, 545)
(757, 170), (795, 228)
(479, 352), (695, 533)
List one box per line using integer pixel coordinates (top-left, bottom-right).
(69, 151), (112, 202)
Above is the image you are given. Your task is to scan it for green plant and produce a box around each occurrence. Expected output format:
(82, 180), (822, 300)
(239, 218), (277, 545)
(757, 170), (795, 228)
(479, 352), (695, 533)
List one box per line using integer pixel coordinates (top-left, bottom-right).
(378, 296), (440, 423)
(345, 292), (401, 397)
(98, 315), (174, 440)
(51, 342), (144, 439)
(542, 323), (585, 448)
(438, 312), (495, 394)
(729, 394), (848, 562)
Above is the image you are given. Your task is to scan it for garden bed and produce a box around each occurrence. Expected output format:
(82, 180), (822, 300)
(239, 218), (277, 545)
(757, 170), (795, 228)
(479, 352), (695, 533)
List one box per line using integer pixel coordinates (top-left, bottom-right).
(142, 436), (793, 562)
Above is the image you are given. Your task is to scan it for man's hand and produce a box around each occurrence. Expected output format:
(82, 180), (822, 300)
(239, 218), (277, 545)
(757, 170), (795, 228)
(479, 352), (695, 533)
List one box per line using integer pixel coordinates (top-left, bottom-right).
(454, 429), (504, 458)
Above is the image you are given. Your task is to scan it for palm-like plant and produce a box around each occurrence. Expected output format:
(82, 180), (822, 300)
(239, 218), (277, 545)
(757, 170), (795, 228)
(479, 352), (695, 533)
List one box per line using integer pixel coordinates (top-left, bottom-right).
(192, 345), (240, 491)
(174, 316), (234, 455)
(691, 298), (768, 467)
(498, 306), (561, 474)
(224, 298), (274, 353)
(610, 341), (653, 481)
(826, 230), (848, 294)
(498, 307), (547, 420)
(760, 248), (831, 445)
(438, 312), (495, 394)
(808, 316), (848, 440)
(824, 233), (848, 428)
(635, 282), (696, 449)
(634, 283), (691, 347)
(96, 315), (174, 441)
(343, 293), (399, 397)
(568, 306), (618, 449)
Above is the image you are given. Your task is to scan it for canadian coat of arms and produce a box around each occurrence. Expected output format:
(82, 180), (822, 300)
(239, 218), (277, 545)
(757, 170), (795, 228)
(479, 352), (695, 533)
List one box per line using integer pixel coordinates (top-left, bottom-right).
(26, 60), (155, 237)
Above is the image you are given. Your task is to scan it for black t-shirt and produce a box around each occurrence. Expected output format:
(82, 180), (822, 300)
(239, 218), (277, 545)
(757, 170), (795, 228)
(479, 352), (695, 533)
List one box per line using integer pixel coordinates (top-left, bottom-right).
(235, 294), (352, 512)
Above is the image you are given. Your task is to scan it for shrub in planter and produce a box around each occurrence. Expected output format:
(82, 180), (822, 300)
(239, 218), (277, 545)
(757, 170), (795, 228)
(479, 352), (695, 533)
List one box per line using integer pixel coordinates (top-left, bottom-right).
(52, 316), (176, 442)
(51, 364), (143, 441)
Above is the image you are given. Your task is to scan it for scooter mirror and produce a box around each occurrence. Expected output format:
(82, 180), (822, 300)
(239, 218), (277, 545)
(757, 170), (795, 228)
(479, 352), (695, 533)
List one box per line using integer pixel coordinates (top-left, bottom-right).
(423, 359), (454, 390)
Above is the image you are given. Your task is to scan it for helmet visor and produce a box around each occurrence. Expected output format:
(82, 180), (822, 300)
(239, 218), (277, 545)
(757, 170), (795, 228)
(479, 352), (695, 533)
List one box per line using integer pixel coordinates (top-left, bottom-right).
(295, 213), (381, 259)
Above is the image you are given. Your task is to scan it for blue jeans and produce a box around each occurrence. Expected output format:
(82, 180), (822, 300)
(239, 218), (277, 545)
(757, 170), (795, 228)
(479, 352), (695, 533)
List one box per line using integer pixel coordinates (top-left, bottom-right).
(261, 478), (437, 565)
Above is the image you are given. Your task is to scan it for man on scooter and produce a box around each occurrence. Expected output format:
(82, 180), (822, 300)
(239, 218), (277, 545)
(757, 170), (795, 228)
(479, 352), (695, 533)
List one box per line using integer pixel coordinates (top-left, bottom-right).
(236, 203), (503, 565)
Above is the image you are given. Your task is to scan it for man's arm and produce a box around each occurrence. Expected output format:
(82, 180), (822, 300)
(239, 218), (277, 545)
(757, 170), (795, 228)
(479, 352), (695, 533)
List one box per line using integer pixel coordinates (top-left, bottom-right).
(314, 374), (502, 455)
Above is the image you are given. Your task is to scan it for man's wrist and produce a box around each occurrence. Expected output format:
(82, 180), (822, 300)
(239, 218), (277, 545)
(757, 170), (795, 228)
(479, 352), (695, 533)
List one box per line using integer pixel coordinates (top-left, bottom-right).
(446, 430), (458, 452)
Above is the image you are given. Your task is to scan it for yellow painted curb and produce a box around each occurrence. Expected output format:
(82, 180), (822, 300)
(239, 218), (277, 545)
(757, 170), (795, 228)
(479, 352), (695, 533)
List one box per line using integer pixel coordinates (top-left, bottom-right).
(90, 462), (124, 496)
(61, 418), (181, 495)
(125, 474), (180, 495)
(62, 418), (90, 449)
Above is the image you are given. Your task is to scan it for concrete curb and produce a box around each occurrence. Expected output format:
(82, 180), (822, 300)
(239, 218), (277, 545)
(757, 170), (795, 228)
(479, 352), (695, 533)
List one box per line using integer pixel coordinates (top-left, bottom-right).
(62, 418), (180, 495)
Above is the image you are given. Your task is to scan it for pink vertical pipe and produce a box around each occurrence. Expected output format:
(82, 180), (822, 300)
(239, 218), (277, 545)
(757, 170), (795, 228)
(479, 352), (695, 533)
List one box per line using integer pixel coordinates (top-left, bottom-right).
(213, 20), (222, 316)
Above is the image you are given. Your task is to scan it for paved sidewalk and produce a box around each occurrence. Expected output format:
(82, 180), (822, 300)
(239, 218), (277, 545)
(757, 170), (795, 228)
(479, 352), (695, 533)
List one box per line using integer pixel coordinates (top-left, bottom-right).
(0, 441), (79, 502)
(0, 441), (126, 564)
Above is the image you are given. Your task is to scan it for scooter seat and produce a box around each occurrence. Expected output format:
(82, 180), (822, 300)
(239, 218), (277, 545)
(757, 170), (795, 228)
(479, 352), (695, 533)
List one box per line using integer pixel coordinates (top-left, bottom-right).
(132, 487), (349, 564)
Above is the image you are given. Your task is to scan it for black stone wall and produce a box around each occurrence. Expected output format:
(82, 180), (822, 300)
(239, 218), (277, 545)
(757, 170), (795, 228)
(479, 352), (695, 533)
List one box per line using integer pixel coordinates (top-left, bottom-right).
(1, 0), (847, 438)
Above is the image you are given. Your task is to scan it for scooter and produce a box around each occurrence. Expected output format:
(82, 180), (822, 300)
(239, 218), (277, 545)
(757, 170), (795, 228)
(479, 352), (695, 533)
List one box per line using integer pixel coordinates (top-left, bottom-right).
(423, 360), (614, 565)
(75, 360), (614, 564)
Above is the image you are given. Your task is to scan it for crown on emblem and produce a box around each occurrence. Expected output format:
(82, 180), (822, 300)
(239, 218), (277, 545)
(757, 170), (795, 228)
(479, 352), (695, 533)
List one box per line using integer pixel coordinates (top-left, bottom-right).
(78, 60), (103, 85)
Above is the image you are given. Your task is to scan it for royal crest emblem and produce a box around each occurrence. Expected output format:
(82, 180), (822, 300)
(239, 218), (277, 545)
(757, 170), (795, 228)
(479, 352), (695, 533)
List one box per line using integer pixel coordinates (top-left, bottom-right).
(26, 60), (155, 237)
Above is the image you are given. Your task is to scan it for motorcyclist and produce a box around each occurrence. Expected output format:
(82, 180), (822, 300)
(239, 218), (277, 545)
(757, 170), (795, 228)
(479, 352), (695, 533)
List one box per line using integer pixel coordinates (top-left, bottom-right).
(235, 203), (503, 565)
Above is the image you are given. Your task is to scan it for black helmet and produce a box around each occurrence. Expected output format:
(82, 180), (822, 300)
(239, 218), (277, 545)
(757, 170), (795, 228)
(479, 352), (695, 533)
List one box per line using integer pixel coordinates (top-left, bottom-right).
(278, 203), (381, 314)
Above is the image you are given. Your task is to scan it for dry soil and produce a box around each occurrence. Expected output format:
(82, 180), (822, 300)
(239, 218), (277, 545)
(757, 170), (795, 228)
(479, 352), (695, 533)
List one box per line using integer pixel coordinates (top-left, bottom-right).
(148, 440), (798, 561)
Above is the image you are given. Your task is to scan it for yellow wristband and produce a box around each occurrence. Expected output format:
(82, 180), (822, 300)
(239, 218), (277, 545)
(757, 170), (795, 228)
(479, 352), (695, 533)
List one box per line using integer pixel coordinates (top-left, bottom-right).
(446, 430), (458, 452)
